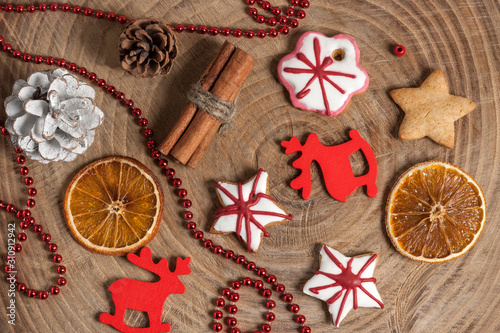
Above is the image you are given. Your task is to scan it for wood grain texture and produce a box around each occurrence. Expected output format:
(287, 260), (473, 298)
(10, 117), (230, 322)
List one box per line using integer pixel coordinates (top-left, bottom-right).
(0, 1), (499, 332)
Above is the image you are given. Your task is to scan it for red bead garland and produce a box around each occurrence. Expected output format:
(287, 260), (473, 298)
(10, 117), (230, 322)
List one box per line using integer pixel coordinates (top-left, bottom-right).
(0, 5), (311, 331)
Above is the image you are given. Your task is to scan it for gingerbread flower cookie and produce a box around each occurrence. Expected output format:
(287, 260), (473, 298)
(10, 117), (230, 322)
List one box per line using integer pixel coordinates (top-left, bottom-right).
(278, 31), (369, 117)
(210, 169), (293, 253)
(303, 245), (384, 327)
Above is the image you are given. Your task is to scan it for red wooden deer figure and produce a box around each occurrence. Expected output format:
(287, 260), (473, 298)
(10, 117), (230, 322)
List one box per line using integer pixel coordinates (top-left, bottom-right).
(281, 129), (378, 201)
(100, 247), (191, 333)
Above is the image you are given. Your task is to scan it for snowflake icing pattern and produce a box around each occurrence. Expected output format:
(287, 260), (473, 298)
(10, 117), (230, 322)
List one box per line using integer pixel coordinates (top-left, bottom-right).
(278, 32), (369, 117)
(303, 245), (384, 327)
(211, 169), (293, 253)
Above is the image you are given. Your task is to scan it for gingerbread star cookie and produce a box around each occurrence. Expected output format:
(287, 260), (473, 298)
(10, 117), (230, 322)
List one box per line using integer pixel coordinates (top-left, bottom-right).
(390, 69), (476, 149)
(210, 169), (293, 253)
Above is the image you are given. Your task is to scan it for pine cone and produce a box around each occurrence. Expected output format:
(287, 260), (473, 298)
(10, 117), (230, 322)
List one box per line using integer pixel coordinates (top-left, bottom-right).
(4, 69), (104, 163)
(119, 18), (178, 78)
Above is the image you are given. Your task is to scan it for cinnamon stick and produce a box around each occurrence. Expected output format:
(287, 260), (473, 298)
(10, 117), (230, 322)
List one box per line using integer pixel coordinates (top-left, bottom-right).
(157, 41), (236, 155)
(170, 48), (254, 165)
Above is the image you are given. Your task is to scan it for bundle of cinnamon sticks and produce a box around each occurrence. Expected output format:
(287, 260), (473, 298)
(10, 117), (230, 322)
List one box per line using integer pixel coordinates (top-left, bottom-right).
(158, 41), (254, 168)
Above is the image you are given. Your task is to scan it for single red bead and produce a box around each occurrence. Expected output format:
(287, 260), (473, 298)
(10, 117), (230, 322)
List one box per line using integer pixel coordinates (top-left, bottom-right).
(254, 280), (264, 289)
(262, 324), (271, 332)
(213, 322), (223, 332)
(257, 30), (266, 38)
(203, 240), (213, 249)
(266, 300), (276, 309)
(393, 45), (406, 57)
(97, 79), (106, 87)
(4, 265), (13, 273)
(215, 298), (225, 307)
(38, 291), (49, 300)
(107, 12), (116, 21)
(27, 199), (35, 207)
(78, 67), (87, 76)
(23, 54), (32, 62)
(256, 15), (265, 23)
(228, 304), (238, 314)
(116, 92), (125, 101)
(249, 8), (258, 17)
(165, 168), (175, 178)
(174, 24), (184, 32)
(18, 233), (27, 242)
(23, 210), (31, 217)
(232, 281), (241, 289)
(272, 7), (281, 15)
(276, 284), (285, 293)
(14, 244), (22, 252)
(225, 250), (234, 259)
(34, 56), (43, 64)
(267, 275), (277, 284)
(57, 58), (66, 67)
(33, 225), (43, 233)
(12, 50), (21, 58)
(3, 44), (12, 52)
(107, 86), (116, 94)
(6, 204), (16, 213)
(144, 128), (153, 138)
(289, 19), (299, 28)
(57, 266), (66, 274)
(231, 328), (241, 333)
(230, 293), (239, 302)
(48, 244), (58, 252)
(132, 108), (142, 117)
(279, 16), (288, 24)
(151, 150), (160, 159)
(302, 327), (311, 333)
(262, 289), (272, 298)
(194, 231), (203, 240)
(124, 99), (134, 108)
(61, 4), (70, 12)
(72, 5), (81, 14)
(186, 221), (196, 230)
(42, 233), (51, 242)
(16, 210), (24, 219)
(213, 246), (223, 255)
(183, 199), (192, 208)
(46, 56), (55, 65)
(27, 289), (37, 298)
(172, 178), (182, 187)
(39, 3), (47, 11)
(243, 277), (252, 286)
(262, 1), (271, 10)
(158, 159), (168, 168)
(186, 24), (195, 33)
(227, 317), (237, 327)
(26, 217), (35, 226)
(284, 294), (293, 303)
(84, 8), (93, 16)
(221, 28), (231, 36)
(95, 10), (104, 18)
(266, 312), (276, 321)
(213, 310), (223, 319)
(24, 177), (34, 186)
(50, 286), (60, 295)
(236, 256), (246, 264)
(290, 304), (300, 313)
(291, 0), (300, 6)
(118, 15), (127, 24)
(184, 211), (193, 220)
(268, 18), (277, 26)
(178, 189), (187, 198)
(246, 262), (256, 270)
(296, 10), (306, 19)
(57, 277), (67, 286)
(28, 187), (37, 196)
(222, 288), (231, 297)
(19, 222), (29, 230)
(17, 283), (26, 292)
(209, 27), (219, 36)
(257, 268), (267, 277)
(233, 29), (243, 38)
(245, 30), (255, 38)
(27, 4), (36, 12)
(299, 0), (309, 7)
(53, 254), (63, 263)
(20, 166), (29, 175)
(286, 8), (295, 16)
(246, 0), (255, 5)
(198, 26), (208, 34)
(0, 36), (3, 44)
(280, 26), (290, 35)
(138, 118), (148, 127)
(87, 72), (97, 81)
(296, 315), (306, 324)
(15, 5), (24, 13)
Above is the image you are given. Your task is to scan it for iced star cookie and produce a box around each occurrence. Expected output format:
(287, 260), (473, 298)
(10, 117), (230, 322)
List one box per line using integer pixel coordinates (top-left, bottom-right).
(210, 169), (293, 253)
(278, 31), (369, 117)
(303, 245), (384, 327)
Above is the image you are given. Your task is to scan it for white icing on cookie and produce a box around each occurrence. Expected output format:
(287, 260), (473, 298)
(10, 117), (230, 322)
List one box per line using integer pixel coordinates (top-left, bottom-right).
(278, 31), (369, 117)
(303, 245), (383, 326)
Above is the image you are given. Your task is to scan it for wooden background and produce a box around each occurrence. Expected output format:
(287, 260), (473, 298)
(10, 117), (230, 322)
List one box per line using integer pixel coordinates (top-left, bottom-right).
(1, 0), (499, 332)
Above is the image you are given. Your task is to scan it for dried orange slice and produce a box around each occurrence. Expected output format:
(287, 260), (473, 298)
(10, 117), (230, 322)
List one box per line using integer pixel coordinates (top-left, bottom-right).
(386, 161), (486, 262)
(64, 156), (164, 255)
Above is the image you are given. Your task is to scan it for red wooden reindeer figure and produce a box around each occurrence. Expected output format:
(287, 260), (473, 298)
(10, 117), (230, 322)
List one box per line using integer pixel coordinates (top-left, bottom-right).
(281, 129), (378, 201)
(100, 247), (191, 333)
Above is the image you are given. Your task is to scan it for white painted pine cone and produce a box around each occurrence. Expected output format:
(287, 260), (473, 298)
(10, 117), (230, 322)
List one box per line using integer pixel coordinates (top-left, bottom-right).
(4, 69), (104, 163)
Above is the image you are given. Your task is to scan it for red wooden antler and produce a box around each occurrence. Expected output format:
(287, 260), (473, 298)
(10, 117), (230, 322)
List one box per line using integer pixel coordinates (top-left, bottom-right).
(127, 247), (169, 276)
